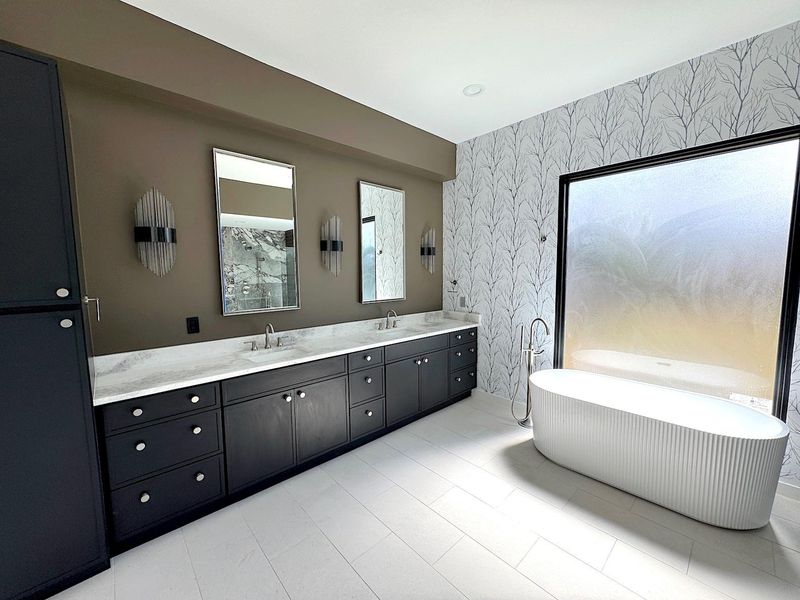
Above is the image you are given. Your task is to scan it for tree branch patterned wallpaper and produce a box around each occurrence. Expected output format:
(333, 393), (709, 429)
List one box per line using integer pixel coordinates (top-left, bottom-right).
(442, 21), (800, 487)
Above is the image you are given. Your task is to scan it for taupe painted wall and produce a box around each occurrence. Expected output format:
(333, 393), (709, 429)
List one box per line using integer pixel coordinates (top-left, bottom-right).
(65, 79), (443, 354)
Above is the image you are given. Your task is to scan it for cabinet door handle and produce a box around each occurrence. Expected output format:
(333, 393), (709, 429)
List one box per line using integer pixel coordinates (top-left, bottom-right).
(298, 391), (306, 399)
(195, 472), (205, 482)
(132, 407), (144, 417)
(365, 410), (374, 417)
(283, 394), (293, 403)
(59, 318), (73, 329)
(456, 334), (462, 340)
(365, 376), (373, 384)
(469, 372), (475, 377)
(470, 330), (476, 337)
(455, 377), (462, 383)
(456, 351), (462, 357)
(56, 287), (70, 298)
(192, 426), (202, 435)
(190, 395), (200, 404)
(469, 347), (475, 353)
(140, 492), (150, 503)
(423, 357), (429, 363)
(365, 354), (372, 362)
(414, 359), (422, 365)
(135, 441), (146, 452)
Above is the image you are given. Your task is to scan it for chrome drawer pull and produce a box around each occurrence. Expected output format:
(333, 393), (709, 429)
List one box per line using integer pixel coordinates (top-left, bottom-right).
(135, 441), (146, 452)
(469, 372), (475, 377)
(456, 352), (462, 357)
(56, 287), (70, 298)
(365, 376), (373, 384)
(414, 359), (422, 365)
(59, 318), (73, 329)
(455, 377), (462, 383)
(140, 492), (150, 503)
(192, 426), (202, 435)
(470, 330), (475, 337)
(190, 395), (200, 404)
(365, 354), (372, 362)
(456, 334), (462, 340)
(283, 394), (293, 403)
(132, 407), (144, 417)
(195, 472), (205, 482)
(423, 357), (429, 363)
(470, 348), (475, 353)
(365, 410), (374, 417)
(298, 391), (306, 399)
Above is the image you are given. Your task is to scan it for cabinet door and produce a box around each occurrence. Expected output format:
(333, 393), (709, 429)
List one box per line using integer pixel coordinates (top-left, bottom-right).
(0, 311), (106, 599)
(224, 391), (295, 492)
(295, 376), (348, 462)
(419, 349), (449, 411)
(385, 358), (420, 425)
(0, 47), (78, 308)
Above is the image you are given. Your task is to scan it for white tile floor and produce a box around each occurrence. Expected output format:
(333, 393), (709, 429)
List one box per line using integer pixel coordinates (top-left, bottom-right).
(56, 391), (800, 600)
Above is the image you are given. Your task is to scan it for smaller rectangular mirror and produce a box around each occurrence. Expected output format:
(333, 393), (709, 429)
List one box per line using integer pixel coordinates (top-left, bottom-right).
(214, 148), (300, 315)
(359, 181), (405, 303)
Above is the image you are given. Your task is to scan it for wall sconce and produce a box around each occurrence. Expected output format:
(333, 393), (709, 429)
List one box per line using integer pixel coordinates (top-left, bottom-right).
(421, 227), (436, 274)
(320, 215), (343, 276)
(134, 187), (177, 277)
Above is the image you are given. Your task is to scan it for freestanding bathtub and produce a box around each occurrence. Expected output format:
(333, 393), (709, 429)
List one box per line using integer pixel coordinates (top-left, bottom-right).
(530, 369), (789, 529)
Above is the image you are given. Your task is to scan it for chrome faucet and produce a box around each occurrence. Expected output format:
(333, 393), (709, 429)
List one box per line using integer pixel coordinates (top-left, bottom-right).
(264, 323), (275, 349)
(386, 310), (399, 329)
(529, 318), (550, 356)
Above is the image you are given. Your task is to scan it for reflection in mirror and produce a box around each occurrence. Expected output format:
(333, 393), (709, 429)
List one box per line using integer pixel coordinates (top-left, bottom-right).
(359, 181), (404, 303)
(214, 149), (300, 315)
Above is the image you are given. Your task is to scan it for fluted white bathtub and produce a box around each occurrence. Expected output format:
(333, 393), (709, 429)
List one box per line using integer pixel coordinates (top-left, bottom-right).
(530, 369), (789, 529)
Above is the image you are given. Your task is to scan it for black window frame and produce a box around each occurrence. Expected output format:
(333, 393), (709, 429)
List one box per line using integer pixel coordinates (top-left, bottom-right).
(554, 125), (800, 421)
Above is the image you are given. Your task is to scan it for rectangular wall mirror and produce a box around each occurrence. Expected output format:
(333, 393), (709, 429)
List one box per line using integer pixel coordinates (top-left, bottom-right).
(213, 148), (300, 315)
(359, 181), (405, 303)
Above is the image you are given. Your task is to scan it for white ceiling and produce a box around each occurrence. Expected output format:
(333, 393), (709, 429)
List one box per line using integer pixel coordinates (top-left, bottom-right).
(122, 1), (800, 143)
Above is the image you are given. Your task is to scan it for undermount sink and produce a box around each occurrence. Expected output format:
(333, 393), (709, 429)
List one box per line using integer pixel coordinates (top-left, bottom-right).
(241, 346), (304, 363)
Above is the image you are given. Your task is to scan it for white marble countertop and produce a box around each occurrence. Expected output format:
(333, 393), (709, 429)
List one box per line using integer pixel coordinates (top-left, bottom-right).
(92, 310), (480, 406)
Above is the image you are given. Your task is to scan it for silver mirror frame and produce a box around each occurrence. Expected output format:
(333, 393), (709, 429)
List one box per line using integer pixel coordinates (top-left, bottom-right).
(358, 180), (406, 304)
(213, 147), (301, 316)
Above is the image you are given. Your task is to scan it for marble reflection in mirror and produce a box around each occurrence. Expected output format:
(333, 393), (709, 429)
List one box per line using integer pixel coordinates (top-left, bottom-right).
(359, 181), (404, 303)
(214, 149), (300, 315)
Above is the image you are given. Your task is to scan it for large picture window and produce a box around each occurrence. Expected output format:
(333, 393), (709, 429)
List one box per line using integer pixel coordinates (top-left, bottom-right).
(557, 134), (800, 416)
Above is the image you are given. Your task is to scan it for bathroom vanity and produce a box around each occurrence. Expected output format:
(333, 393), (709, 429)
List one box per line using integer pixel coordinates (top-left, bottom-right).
(92, 314), (479, 550)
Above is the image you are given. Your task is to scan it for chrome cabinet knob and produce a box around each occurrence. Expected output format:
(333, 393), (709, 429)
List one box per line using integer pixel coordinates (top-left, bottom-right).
(456, 334), (462, 340)
(140, 492), (150, 503)
(365, 355), (372, 362)
(135, 441), (146, 452)
(298, 391), (306, 399)
(56, 287), (70, 298)
(365, 376), (373, 384)
(469, 348), (475, 353)
(59, 318), (73, 329)
(283, 394), (292, 403)
(365, 410), (373, 417)
(192, 426), (202, 435)
(456, 352), (462, 357)
(469, 372), (475, 377)
(423, 357), (429, 364)
(414, 359), (422, 365)
(190, 395), (200, 404)
(455, 377), (462, 383)
(132, 407), (144, 417)
(195, 472), (205, 482)
(470, 330), (475, 337)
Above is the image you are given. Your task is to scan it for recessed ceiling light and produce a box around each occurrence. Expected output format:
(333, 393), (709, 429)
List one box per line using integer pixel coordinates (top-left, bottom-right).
(462, 84), (485, 97)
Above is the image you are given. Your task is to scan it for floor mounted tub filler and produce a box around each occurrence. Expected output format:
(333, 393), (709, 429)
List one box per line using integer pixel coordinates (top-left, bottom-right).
(530, 369), (789, 529)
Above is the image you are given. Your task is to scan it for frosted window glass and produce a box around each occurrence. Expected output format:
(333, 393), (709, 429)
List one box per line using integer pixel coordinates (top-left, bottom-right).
(563, 139), (799, 412)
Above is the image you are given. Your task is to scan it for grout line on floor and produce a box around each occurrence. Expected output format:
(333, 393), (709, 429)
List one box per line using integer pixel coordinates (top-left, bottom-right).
(239, 513), (294, 600)
(178, 528), (206, 600)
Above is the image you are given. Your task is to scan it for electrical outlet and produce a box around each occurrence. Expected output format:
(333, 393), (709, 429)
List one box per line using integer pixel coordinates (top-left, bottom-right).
(459, 296), (466, 308)
(186, 316), (200, 334)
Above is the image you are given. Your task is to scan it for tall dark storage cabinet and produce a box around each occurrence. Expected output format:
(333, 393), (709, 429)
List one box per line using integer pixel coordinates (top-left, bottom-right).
(0, 44), (108, 600)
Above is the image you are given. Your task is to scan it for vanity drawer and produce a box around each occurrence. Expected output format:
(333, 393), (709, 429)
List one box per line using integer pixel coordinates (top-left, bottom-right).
(105, 410), (222, 488)
(110, 454), (224, 541)
(102, 383), (219, 434)
(450, 366), (477, 397)
(384, 334), (448, 363)
(449, 328), (477, 346)
(349, 365), (384, 406)
(350, 397), (385, 440)
(449, 341), (477, 372)
(222, 355), (346, 404)
(348, 347), (384, 372)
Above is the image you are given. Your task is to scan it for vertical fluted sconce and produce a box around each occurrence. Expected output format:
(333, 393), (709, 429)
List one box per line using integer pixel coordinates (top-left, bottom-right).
(321, 215), (343, 276)
(134, 187), (176, 277)
(421, 228), (436, 274)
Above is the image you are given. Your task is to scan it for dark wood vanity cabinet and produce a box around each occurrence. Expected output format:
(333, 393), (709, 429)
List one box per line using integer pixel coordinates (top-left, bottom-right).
(295, 376), (349, 461)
